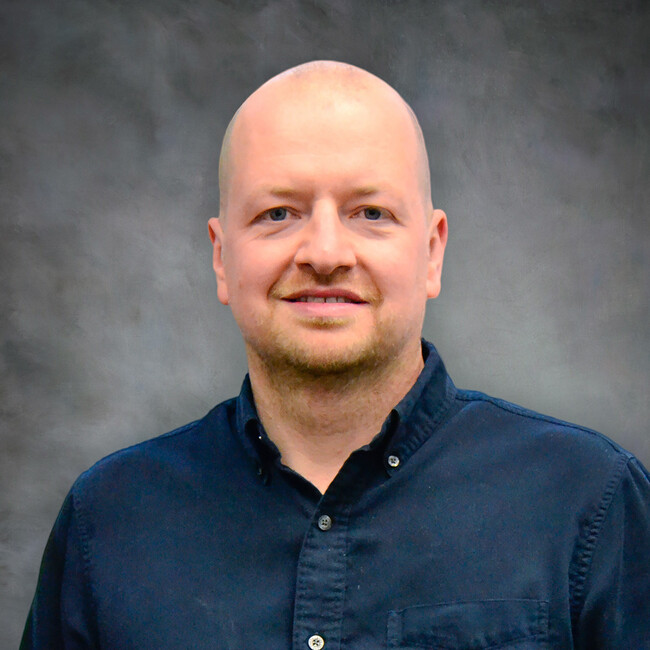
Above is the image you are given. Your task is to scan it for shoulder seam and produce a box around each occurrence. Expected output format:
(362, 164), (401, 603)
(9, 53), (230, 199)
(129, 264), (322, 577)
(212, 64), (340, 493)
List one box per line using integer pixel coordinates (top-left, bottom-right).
(454, 390), (633, 453)
(79, 419), (205, 478)
(156, 418), (203, 440)
(455, 390), (584, 429)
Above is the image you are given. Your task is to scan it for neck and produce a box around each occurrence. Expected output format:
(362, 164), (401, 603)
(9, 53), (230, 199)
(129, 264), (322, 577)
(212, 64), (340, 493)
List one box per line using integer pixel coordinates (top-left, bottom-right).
(247, 340), (424, 494)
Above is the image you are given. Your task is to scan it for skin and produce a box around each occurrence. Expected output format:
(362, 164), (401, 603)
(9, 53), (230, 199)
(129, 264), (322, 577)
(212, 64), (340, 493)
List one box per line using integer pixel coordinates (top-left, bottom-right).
(209, 61), (447, 492)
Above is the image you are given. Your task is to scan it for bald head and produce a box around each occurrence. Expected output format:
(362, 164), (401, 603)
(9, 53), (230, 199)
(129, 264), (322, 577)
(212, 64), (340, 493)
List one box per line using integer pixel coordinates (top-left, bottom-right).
(208, 60), (448, 376)
(218, 61), (432, 215)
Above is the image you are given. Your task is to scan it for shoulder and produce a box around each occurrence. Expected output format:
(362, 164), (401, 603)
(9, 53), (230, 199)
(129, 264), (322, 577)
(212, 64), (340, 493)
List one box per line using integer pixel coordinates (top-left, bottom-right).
(442, 389), (650, 559)
(453, 387), (635, 463)
(69, 397), (239, 504)
(444, 388), (646, 506)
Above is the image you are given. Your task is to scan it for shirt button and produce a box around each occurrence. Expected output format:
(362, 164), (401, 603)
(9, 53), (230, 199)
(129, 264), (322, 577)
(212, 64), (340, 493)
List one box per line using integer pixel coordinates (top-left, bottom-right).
(387, 454), (400, 468)
(317, 515), (332, 531)
(308, 634), (325, 649)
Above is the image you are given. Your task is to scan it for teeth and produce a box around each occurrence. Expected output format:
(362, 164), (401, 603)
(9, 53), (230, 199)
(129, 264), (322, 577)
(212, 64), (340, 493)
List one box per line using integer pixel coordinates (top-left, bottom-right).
(295, 296), (352, 303)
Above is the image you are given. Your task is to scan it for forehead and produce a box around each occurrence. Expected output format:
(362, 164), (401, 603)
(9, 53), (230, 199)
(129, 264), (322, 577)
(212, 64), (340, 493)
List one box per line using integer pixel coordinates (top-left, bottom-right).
(226, 84), (422, 200)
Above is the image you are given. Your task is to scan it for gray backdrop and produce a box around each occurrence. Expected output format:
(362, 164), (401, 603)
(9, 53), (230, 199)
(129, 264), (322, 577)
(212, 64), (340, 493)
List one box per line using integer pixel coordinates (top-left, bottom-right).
(2, 1), (648, 645)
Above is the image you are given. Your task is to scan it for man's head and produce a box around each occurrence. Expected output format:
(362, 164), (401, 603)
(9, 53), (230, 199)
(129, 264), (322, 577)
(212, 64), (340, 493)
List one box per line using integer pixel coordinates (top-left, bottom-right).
(208, 61), (447, 377)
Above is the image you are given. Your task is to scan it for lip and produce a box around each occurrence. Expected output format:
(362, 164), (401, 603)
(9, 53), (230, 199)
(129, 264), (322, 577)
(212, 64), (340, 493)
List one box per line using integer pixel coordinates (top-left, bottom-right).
(280, 288), (368, 318)
(281, 289), (366, 303)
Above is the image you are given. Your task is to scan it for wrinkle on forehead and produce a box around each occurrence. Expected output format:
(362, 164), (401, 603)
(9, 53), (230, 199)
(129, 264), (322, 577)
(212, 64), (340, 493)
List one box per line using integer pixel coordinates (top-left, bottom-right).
(218, 61), (432, 215)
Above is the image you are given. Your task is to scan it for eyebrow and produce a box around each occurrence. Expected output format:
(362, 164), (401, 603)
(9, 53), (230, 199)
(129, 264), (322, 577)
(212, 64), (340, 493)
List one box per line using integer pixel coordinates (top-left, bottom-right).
(266, 187), (304, 199)
(261, 186), (382, 200)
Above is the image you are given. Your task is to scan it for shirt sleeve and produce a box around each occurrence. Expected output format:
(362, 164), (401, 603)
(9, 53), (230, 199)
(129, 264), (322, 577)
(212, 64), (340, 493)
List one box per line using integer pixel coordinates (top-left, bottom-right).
(20, 490), (99, 650)
(576, 456), (650, 648)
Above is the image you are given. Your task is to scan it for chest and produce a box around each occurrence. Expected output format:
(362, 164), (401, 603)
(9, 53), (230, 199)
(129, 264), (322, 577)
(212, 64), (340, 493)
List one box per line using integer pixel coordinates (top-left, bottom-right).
(89, 464), (573, 649)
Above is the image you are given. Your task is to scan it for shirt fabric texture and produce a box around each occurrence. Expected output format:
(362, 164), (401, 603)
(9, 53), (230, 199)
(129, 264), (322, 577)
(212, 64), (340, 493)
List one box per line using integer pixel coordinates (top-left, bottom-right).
(21, 341), (650, 649)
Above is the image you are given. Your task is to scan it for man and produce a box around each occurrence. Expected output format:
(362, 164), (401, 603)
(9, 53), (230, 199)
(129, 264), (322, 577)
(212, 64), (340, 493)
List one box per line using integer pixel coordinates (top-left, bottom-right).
(22, 61), (650, 648)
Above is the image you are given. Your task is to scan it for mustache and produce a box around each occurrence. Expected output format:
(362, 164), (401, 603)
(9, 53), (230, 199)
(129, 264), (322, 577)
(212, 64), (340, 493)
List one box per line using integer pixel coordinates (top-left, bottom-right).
(269, 279), (379, 304)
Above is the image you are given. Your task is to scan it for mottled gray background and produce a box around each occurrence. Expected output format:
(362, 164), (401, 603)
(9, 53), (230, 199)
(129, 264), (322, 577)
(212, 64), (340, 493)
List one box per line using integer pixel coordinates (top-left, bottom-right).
(2, 0), (648, 645)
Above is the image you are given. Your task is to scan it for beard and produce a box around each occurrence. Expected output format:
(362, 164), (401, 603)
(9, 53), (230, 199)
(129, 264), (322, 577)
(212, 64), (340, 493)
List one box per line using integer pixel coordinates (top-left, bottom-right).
(242, 310), (421, 385)
(232, 268), (427, 386)
(256, 331), (384, 377)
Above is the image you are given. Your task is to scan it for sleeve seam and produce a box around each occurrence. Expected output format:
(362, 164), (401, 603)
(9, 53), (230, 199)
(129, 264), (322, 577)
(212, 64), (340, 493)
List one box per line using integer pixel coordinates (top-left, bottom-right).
(569, 454), (631, 627)
(70, 485), (101, 644)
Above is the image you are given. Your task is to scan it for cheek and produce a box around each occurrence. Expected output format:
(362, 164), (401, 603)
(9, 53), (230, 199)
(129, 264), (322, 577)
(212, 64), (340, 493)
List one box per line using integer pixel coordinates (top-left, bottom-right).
(374, 239), (430, 294)
(226, 244), (289, 301)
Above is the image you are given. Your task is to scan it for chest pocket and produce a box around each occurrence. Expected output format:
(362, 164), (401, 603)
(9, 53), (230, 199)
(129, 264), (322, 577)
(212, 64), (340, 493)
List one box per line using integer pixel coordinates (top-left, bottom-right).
(387, 599), (549, 649)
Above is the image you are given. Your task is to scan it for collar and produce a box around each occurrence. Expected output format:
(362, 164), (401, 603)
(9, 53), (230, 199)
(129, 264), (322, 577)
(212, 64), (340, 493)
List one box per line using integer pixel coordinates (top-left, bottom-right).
(234, 339), (456, 475)
(383, 340), (457, 472)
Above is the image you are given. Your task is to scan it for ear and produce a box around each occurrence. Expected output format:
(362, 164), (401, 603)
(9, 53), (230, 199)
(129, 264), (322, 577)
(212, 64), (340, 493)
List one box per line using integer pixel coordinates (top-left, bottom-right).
(426, 208), (448, 299)
(207, 217), (230, 305)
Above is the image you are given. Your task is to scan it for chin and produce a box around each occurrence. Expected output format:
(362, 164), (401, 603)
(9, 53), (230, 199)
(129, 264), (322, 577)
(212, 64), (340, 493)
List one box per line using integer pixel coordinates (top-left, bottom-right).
(250, 329), (401, 378)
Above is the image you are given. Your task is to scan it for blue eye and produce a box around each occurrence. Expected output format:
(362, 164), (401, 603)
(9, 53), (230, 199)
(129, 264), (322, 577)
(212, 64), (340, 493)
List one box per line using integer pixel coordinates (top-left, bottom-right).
(267, 207), (288, 221)
(363, 207), (384, 220)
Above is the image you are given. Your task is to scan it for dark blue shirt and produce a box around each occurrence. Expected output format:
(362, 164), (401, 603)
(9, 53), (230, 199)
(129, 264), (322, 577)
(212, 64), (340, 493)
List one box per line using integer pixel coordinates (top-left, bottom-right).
(22, 342), (650, 648)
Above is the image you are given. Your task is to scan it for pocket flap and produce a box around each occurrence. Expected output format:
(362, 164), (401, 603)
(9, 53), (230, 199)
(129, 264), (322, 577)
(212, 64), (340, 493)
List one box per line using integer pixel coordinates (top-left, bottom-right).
(387, 599), (549, 649)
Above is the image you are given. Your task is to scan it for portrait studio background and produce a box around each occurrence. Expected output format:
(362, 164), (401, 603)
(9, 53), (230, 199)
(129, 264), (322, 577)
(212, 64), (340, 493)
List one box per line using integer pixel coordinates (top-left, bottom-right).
(2, 1), (648, 645)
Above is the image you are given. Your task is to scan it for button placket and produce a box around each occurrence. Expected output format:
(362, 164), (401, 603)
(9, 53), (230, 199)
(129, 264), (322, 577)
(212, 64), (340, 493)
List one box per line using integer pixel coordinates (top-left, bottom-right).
(293, 470), (358, 649)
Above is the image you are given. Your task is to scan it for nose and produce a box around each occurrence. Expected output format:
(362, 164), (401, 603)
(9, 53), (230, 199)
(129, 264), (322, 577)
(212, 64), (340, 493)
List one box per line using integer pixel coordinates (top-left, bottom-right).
(293, 199), (357, 275)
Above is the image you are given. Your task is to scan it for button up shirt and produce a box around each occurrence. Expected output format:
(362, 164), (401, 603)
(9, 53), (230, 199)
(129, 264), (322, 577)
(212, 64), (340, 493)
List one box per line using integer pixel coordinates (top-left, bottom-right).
(21, 342), (650, 648)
